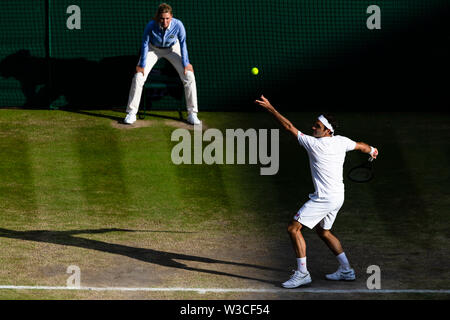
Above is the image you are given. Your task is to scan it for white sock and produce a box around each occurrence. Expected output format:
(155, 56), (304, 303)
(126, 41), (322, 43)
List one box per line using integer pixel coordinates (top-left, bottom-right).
(297, 257), (307, 273)
(336, 252), (351, 270)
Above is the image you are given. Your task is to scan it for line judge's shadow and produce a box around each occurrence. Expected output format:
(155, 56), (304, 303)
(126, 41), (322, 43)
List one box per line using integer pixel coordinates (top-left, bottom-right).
(0, 227), (281, 285)
(0, 50), (187, 124)
(59, 108), (185, 124)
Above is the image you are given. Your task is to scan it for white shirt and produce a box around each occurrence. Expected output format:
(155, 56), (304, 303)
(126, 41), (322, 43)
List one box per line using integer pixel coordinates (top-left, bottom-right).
(297, 131), (356, 198)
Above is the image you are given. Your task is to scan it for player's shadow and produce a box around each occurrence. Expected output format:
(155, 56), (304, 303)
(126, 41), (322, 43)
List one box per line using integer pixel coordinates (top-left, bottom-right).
(0, 227), (281, 285)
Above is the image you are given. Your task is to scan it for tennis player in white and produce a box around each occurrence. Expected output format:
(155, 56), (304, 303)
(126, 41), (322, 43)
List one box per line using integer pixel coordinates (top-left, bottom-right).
(255, 95), (379, 288)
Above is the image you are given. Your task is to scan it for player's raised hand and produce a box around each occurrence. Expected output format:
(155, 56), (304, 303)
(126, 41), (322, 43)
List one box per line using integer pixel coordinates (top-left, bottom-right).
(255, 95), (274, 111)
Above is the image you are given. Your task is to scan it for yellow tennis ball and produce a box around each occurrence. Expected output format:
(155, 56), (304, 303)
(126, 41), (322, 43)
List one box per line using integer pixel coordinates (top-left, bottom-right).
(251, 67), (259, 75)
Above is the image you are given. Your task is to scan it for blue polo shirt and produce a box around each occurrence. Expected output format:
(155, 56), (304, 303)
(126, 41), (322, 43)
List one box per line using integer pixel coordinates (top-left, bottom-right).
(139, 18), (190, 68)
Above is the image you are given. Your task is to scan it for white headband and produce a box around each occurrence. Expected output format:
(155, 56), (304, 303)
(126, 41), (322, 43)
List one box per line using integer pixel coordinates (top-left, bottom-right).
(318, 115), (334, 133)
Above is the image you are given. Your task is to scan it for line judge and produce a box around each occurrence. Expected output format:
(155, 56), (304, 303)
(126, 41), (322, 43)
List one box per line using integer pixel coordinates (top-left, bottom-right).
(124, 3), (200, 125)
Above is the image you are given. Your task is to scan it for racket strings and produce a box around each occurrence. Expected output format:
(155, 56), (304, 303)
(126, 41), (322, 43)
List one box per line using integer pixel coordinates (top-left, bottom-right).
(348, 167), (373, 182)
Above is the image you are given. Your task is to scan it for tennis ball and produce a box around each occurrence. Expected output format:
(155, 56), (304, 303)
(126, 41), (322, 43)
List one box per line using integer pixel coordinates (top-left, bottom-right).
(251, 67), (259, 75)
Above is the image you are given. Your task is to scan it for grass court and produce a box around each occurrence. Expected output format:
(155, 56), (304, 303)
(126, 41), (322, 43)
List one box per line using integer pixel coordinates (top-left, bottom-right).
(0, 109), (449, 299)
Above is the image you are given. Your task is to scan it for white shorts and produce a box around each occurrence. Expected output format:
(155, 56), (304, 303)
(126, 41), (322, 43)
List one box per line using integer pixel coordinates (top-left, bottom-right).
(294, 194), (344, 230)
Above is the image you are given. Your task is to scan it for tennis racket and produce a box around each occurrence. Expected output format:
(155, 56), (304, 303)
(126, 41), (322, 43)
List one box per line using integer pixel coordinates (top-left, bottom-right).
(347, 157), (375, 183)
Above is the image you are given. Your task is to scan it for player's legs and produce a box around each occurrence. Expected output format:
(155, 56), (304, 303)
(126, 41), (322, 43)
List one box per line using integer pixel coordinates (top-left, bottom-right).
(315, 226), (343, 256)
(162, 42), (199, 115)
(282, 220), (311, 288)
(287, 220), (306, 258)
(316, 225), (355, 280)
(288, 197), (329, 276)
(125, 51), (159, 117)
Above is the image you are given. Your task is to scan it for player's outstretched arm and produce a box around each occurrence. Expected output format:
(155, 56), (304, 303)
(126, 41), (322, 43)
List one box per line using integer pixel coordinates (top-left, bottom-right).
(255, 95), (298, 139)
(355, 142), (379, 159)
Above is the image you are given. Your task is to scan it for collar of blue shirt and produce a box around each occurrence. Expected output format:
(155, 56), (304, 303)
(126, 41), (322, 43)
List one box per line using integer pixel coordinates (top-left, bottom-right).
(159, 21), (173, 31)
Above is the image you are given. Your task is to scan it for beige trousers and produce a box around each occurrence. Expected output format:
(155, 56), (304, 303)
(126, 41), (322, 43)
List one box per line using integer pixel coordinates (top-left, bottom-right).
(126, 41), (198, 115)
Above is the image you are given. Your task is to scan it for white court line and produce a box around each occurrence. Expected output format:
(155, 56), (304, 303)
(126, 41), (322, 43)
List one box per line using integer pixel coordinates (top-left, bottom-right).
(0, 285), (449, 294)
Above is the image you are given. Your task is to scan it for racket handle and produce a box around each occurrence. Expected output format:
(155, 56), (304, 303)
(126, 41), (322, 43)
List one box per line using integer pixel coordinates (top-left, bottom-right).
(368, 157), (374, 162)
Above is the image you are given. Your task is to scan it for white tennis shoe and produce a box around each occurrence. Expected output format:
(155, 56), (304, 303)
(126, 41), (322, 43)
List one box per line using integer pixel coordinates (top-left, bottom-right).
(186, 113), (201, 125)
(325, 267), (356, 281)
(282, 270), (312, 288)
(124, 113), (136, 125)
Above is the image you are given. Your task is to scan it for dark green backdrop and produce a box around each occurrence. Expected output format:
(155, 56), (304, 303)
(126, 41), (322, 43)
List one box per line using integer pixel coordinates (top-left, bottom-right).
(0, 1), (448, 111)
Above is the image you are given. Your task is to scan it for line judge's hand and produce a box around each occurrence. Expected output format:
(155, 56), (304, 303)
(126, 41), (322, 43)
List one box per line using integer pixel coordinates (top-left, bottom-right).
(184, 64), (194, 75)
(136, 66), (145, 75)
(254, 95), (274, 111)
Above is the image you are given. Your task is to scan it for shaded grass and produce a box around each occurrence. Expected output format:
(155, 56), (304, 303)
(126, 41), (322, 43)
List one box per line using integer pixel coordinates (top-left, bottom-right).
(0, 109), (449, 299)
